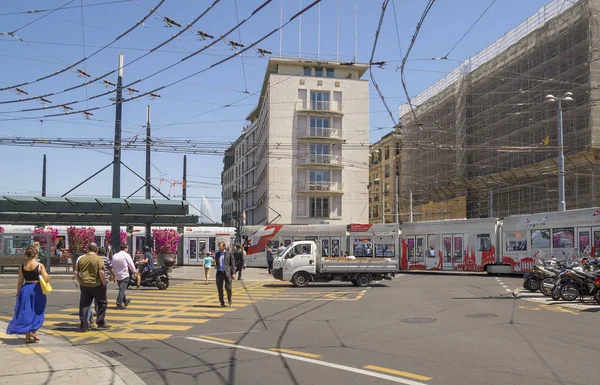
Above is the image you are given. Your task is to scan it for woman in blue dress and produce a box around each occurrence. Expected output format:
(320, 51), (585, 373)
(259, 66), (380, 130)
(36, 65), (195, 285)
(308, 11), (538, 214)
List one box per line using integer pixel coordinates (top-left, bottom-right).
(7, 245), (50, 343)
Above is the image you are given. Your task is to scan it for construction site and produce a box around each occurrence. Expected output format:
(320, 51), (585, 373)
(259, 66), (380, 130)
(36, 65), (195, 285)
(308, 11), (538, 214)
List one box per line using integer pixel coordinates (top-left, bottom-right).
(398, 0), (600, 222)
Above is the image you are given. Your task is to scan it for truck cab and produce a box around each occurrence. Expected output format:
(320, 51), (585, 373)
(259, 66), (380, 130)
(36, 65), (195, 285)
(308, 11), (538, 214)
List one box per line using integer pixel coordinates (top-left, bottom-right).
(272, 241), (317, 284)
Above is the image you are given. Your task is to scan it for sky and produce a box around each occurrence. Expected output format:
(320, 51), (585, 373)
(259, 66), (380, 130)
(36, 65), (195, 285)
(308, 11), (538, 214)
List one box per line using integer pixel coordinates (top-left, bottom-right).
(0, 0), (560, 223)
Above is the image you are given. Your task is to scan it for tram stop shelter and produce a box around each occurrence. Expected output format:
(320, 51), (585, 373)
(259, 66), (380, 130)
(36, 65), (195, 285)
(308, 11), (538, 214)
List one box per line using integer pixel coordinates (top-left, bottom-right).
(0, 195), (199, 272)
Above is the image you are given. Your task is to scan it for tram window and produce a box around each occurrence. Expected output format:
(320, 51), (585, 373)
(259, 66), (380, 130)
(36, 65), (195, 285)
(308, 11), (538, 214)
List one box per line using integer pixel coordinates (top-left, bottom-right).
(427, 234), (438, 257)
(406, 237), (415, 261)
(594, 231), (600, 258)
(578, 231), (590, 254)
(506, 232), (527, 251)
(209, 237), (216, 253)
(552, 228), (574, 249)
(530, 229), (550, 249)
(443, 235), (452, 262)
(416, 237), (424, 262)
(477, 234), (491, 251)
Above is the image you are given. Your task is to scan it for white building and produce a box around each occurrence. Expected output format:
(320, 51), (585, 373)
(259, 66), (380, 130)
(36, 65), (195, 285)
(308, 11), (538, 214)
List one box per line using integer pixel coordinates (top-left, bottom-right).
(221, 58), (370, 226)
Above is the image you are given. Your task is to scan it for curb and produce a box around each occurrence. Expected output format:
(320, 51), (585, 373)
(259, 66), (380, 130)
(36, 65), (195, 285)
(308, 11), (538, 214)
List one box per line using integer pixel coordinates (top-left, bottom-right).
(398, 270), (489, 277)
(80, 347), (147, 385)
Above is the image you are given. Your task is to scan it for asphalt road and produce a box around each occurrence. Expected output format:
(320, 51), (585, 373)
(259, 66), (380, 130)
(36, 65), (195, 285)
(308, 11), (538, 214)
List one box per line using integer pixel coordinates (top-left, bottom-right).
(1, 274), (598, 385)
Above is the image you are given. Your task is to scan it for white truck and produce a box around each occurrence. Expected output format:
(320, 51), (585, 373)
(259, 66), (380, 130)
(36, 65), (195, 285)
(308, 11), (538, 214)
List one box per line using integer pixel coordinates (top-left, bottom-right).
(272, 240), (398, 287)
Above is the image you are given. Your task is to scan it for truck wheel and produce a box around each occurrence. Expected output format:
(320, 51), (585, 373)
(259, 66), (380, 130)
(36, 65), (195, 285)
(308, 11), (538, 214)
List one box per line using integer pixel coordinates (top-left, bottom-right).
(356, 274), (371, 287)
(292, 272), (310, 287)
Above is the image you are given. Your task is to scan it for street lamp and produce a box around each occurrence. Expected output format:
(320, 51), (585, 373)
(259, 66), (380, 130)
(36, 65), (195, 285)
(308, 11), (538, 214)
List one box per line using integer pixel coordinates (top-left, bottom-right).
(545, 92), (573, 212)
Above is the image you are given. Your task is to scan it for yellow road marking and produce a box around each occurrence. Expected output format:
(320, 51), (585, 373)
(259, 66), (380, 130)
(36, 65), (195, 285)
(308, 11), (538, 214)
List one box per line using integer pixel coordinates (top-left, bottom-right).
(14, 347), (51, 354)
(58, 308), (224, 317)
(44, 313), (210, 323)
(0, 314), (12, 321)
(199, 335), (236, 343)
(42, 320), (193, 331)
(45, 329), (172, 340)
(364, 365), (432, 381)
(519, 305), (579, 315)
(269, 348), (321, 358)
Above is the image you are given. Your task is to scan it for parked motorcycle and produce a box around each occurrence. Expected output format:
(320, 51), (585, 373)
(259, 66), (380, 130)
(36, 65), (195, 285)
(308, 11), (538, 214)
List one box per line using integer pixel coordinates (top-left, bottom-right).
(128, 265), (170, 290)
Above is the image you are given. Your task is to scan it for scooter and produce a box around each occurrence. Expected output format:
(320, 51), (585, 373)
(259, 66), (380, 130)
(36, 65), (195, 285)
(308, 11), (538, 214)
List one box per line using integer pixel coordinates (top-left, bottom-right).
(128, 265), (170, 290)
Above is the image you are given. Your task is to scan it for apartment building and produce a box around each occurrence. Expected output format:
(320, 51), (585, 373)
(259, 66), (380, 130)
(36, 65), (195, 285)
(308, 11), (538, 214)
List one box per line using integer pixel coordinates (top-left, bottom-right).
(398, 0), (600, 221)
(221, 57), (370, 226)
(368, 132), (402, 224)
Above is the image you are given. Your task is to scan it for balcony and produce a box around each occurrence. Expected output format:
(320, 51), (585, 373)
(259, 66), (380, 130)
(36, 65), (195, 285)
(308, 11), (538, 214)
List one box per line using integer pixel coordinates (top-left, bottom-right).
(296, 127), (343, 142)
(296, 100), (343, 115)
(221, 213), (232, 222)
(297, 154), (343, 169)
(297, 181), (343, 196)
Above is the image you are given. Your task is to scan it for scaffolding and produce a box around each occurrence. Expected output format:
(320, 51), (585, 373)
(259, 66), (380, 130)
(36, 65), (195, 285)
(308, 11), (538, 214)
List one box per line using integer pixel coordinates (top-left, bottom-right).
(399, 0), (600, 222)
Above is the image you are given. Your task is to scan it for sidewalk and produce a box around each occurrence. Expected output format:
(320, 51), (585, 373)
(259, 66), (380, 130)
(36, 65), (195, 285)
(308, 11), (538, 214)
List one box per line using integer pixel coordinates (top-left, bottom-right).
(0, 321), (145, 385)
(512, 288), (600, 311)
(399, 269), (490, 277)
(0, 266), (276, 281)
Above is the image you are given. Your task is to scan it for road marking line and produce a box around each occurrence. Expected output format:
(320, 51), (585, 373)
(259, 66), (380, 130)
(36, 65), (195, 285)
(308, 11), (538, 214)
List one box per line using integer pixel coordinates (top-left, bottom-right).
(502, 285), (508, 288)
(505, 289), (512, 292)
(269, 348), (321, 358)
(199, 335), (236, 343)
(0, 315), (11, 321)
(187, 337), (428, 385)
(364, 365), (432, 381)
(14, 347), (50, 354)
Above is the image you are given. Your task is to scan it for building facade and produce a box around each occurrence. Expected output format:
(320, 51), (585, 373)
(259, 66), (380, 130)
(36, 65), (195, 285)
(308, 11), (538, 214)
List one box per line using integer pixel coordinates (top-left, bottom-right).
(368, 132), (402, 224)
(222, 58), (370, 226)
(398, 0), (600, 222)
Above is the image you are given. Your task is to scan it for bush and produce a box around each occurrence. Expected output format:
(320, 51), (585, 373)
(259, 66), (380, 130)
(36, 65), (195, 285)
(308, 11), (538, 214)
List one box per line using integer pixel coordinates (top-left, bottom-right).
(152, 228), (178, 255)
(105, 230), (128, 246)
(33, 227), (59, 252)
(67, 227), (96, 254)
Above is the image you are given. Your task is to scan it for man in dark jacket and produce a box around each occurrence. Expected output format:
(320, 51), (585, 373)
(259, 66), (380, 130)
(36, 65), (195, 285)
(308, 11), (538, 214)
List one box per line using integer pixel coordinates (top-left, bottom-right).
(214, 241), (236, 307)
(233, 244), (245, 281)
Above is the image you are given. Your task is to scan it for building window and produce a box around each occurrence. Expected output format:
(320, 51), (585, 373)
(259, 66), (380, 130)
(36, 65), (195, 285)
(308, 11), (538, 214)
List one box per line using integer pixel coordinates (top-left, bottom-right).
(310, 91), (330, 110)
(310, 143), (330, 163)
(315, 67), (323, 77)
(304, 66), (312, 76)
(385, 164), (390, 178)
(326, 68), (334, 77)
(309, 117), (330, 137)
(310, 197), (329, 218)
(384, 146), (390, 160)
(309, 170), (330, 190)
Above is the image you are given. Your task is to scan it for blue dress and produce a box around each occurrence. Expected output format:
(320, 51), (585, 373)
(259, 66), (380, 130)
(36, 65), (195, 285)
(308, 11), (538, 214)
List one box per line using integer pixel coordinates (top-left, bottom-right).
(6, 281), (47, 334)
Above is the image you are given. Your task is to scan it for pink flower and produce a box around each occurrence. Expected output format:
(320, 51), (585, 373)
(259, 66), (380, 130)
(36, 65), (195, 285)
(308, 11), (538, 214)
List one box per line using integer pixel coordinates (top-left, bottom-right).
(152, 228), (178, 254)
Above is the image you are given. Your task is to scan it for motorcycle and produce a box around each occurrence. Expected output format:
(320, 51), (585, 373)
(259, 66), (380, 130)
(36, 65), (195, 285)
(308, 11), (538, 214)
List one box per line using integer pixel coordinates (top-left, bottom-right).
(128, 265), (170, 290)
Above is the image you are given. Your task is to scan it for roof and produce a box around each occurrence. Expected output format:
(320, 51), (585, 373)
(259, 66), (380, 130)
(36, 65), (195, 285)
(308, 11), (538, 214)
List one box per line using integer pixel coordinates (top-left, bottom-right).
(246, 57), (370, 121)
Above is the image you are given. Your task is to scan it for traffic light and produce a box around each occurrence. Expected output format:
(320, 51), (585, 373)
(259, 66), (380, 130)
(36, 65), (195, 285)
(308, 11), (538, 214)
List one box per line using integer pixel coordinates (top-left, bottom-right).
(235, 227), (240, 242)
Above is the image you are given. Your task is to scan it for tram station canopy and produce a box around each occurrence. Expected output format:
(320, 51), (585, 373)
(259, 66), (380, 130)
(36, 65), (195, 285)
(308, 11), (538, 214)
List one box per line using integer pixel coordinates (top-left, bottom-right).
(0, 196), (200, 225)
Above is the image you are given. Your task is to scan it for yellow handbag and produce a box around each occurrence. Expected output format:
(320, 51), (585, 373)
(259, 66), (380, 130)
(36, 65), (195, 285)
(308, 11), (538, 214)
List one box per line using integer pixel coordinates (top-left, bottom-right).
(38, 265), (52, 295)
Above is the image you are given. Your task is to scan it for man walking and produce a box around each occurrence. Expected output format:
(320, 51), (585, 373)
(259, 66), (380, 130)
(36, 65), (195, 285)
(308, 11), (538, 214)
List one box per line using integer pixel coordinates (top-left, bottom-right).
(215, 241), (235, 307)
(111, 244), (136, 309)
(233, 244), (245, 281)
(75, 242), (109, 331)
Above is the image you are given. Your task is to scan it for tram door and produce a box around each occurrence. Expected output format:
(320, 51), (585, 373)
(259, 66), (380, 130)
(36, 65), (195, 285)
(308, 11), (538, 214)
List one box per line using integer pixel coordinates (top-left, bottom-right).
(186, 238), (207, 265)
(442, 234), (464, 270)
(593, 227), (600, 258)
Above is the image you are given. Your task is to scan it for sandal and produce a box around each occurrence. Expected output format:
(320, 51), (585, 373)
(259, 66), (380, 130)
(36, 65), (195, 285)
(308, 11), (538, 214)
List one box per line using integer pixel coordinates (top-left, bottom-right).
(25, 333), (32, 344)
(31, 333), (40, 342)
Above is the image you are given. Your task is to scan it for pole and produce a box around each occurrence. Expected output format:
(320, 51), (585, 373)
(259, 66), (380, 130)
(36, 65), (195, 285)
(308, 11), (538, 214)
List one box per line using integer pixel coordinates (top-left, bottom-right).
(298, 0), (302, 58)
(182, 155), (187, 201)
(111, 53), (124, 251)
(557, 99), (566, 212)
(145, 105), (151, 248)
(317, 2), (321, 60)
(489, 189), (494, 217)
(42, 154), (47, 197)
(395, 169), (399, 224)
(336, 0), (339, 61)
(382, 180), (385, 224)
(409, 190), (413, 223)
(354, 0), (358, 61)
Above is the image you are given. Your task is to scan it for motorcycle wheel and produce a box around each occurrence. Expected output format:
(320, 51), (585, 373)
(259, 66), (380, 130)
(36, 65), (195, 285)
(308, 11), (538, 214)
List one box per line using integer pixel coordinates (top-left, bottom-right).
(560, 283), (580, 302)
(551, 286), (562, 301)
(156, 276), (169, 290)
(540, 277), (555, 297)
(594, 290), (600, 304)
(524, 278), (540, 292)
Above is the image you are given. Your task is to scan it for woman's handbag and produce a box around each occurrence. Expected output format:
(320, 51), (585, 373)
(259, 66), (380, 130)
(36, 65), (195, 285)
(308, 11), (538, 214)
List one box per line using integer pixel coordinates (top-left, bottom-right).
(38, 265), (52, 295)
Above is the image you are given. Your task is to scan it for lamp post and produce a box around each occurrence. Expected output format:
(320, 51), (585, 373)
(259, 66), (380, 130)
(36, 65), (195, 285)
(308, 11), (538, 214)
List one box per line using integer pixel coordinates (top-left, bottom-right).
(545, 92), (573, 212)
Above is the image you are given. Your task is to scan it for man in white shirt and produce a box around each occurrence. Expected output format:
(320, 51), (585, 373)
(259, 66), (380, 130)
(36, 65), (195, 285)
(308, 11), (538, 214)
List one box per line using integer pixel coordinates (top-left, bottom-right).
(111, 244), (136, 309)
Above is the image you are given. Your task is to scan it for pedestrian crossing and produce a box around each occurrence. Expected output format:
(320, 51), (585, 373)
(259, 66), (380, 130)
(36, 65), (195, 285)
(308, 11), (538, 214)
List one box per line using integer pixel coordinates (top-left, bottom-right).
(42, 281), (289, 345)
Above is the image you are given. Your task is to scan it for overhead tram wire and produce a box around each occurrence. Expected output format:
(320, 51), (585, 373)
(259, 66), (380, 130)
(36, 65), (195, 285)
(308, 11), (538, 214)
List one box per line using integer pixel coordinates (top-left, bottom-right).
(233, 0), (249, 94)
(0, 0), (131, 17)
(367, 0), (397, 127)
(5, 0), (76, 34)
(400, 0), (436, 127)
(0, 0), (270, 113)
(0, 0), (222, 106)
(0, 0), (167, 93)
(0, 0), (322, 122)
(442, 0), (497, 59)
